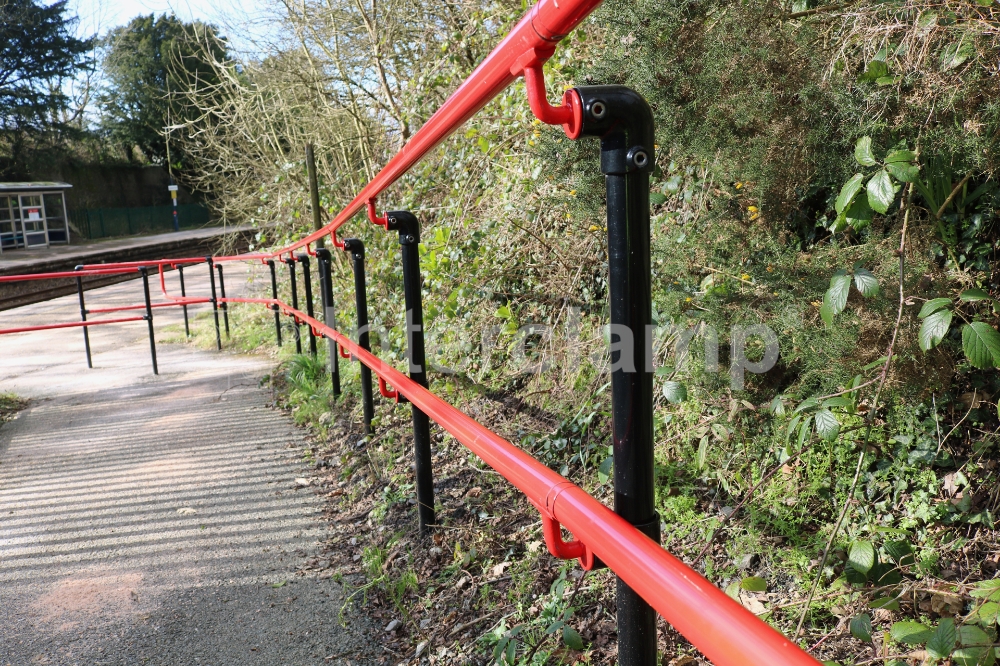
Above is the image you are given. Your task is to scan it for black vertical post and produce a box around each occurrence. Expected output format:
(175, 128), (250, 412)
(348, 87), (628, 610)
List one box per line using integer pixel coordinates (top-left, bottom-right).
(206, 257), (221, 350)
(297, 254), (318, 357)
(286, 257), (302, 354)
(216, 264), (230, 338)
(178, 265), (190, 337)
(267, 259), (282, 346)
(315, 249), (342, 396)
(139, 267), (159, 375)
(74, 265), (92, 368)
(577, 86), (658, 666)
(387, 211), (435, 533)
(343, 239), (373, 433)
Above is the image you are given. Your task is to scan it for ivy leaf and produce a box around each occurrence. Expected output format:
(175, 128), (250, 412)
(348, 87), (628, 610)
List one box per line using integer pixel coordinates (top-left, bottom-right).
(885, 149), (918, 163)
(867, 169), (897, 214)
(919, 309), (953, 352)
(597, 456), (613, 484)
(826, 271), (852, 315)
(814, 409), (840, 440)
(562, 625), (584, 650)
(885, 161), (920, 183)
(926, 618), (957, 660)
(960, 288), (992, 302)
(919, 298), (953, 318)
(962, 322), (1000, 368)
(845, 195), (874, 230)
(662, 381), (687, 404)
(884, 540), (915, 567)
(740, 576), (768, 592)
(891, 621), (933, 645)
(850, 614), (874, 643)
(853, 268), (879, 297)
(849, 541), (876, 574)
(854, 136), (877, 166)
(836, 174), (865, 214)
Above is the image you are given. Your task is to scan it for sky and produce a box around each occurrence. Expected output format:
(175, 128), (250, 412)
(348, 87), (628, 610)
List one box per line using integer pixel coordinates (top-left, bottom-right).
(65, 0), (279, 55)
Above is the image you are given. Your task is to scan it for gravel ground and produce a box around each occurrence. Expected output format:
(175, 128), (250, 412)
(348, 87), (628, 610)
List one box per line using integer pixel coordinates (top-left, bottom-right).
(0, 266), (376, 666)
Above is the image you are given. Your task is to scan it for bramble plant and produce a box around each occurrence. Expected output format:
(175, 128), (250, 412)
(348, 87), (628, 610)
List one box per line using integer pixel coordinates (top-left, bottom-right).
(820, 264), (880, 325)
(831, 136), (919, 233)
(917, 290), (1000, 370)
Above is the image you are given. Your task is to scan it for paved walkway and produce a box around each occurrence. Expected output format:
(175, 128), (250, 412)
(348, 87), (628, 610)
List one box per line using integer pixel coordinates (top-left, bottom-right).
(0, 268), (373, 665)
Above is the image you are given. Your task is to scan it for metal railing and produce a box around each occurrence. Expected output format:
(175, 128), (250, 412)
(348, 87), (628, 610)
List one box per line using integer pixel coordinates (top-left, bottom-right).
(0, 1), (823, 663)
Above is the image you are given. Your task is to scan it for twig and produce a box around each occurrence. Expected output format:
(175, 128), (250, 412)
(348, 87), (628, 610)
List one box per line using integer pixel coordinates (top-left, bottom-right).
(794, 183), (913, 641)
(936, 172), (973, 219)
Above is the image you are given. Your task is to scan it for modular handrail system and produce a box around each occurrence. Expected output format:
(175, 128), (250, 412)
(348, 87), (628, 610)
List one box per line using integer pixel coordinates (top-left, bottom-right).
(0, 1), (824, 664)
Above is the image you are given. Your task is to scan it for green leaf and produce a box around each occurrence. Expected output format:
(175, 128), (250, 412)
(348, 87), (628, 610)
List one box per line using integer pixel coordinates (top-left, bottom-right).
(820, 301), (834, 326)
(869, 596), (901, 611)
(886, 161), (920, 183)
(853, 268), (879, 297)
(697, 434), (709, 470)
(845, 195), (874, 230)
(855, 136), (877, 166)
(952, 647), (996, 666)
(562, 625), (584, 650)
(960, 289), (993, 302)
(597, 456), (613, 484)
(814, 409), (840, 440)
(867, 169), (897, 214)
(926, 618), (957, 660)
(769, 396), (786, 416)
(650, 192), (668, 205)
(890, 620), (933, 645)
(959, 625), (994, 647)
(826, 271), (852, 315)
(884, 540), (915, 567)
(970, 579), (1000, 599)
(919, 298), (953, 318)
(849, 541), (876, 574)
(919, 309), (953, 351)
(662, 381), (687, 404)
(941, 39), (975, 70)
(724, 581), (741, 600)
(836, 174), (865, 213)
(494, 305), (512, 319)
(973, 601), (999, 625)
(885, 149), (918, 163)
(850, 614), (874, 642)
(876, 75), (902, 86)
(858, 60), (889, 82)
(918, 310), (952, 352)
(740, 576), (767, 592)
(962, 322), (1000, 369)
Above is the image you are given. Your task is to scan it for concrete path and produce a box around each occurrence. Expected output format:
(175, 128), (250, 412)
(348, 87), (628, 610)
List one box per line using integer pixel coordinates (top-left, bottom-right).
(0, 267), (374, 665)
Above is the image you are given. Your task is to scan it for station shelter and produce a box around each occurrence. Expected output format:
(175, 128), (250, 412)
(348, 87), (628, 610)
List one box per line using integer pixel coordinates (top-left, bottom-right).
(0, 182), (72, 253)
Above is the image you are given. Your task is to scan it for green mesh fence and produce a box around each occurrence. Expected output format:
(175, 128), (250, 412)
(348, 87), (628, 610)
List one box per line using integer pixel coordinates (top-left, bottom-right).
(69, 204), (212, 240)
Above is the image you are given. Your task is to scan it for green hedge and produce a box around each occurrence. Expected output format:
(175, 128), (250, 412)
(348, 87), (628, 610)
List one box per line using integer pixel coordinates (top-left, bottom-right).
(70, 203), (212, 239)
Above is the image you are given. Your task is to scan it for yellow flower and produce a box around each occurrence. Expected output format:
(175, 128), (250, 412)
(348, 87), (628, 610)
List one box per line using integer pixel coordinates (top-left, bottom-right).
(565, 212), (572, 219)
(528, 140), (535, 146)
(747, 205), (758, 213)
(569, 190), (576, 196)
(766, 265), (774, 272)
(685, 297), (693, 302)
(749, 213), (759, 221)
(654, 144), (660, 150)
(811, 301), (821, 307)
(741, 273), (751, 281)
(773, 292), (779, 296)
(588, 225), (599, 231)
(735, 182), (743, 189)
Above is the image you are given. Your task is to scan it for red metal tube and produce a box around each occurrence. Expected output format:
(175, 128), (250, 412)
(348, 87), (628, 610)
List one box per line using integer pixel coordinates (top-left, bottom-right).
(86, 300), (211, 314)
(0, 267), (138, 282)
(0, 316), (146, 335)
(214, 295), (820, 666)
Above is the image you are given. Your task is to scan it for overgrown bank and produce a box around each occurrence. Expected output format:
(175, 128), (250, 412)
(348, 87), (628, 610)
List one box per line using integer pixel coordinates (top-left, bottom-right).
(167, 1), (1000, 664)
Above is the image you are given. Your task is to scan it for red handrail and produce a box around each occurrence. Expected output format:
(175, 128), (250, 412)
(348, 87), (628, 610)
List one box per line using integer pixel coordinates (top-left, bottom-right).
(0, 316), (146, 335)
(0, 0), (825, 661)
